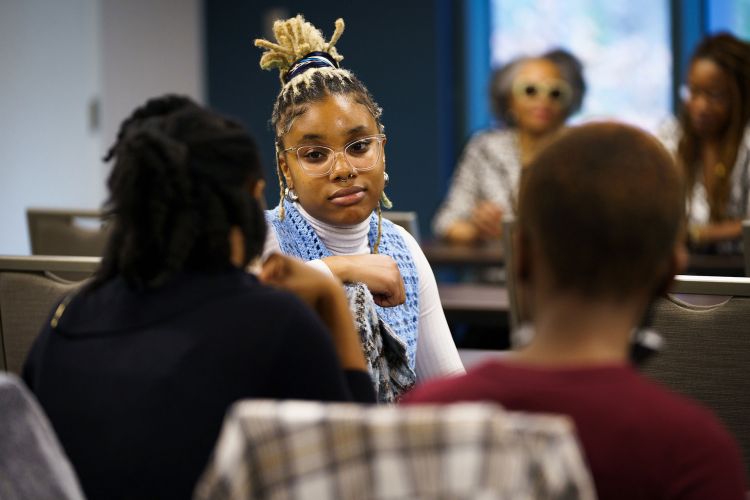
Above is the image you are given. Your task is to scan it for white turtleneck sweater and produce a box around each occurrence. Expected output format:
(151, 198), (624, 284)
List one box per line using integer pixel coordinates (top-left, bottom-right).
(263, 203), (465, 381)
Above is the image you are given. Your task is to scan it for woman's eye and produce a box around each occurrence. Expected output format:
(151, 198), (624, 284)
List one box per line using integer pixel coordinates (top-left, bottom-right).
(301, 148), (329, 162)
(524, 85), (538, 96)
(348, 139), (372, 155)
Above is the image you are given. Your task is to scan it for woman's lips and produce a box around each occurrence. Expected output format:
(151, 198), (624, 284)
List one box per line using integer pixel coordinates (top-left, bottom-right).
(529, 108), (554, 122)
(329, 186), (366, 206)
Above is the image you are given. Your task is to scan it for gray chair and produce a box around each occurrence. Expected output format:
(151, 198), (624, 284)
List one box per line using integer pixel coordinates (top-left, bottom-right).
(642, 275), (750, 479)
(0, 256), (99, 373)
(743, 219), (750, 277)
(0, 373), (84, 500)
(27, 207), (109, 257)
(382, 211), (420, 242)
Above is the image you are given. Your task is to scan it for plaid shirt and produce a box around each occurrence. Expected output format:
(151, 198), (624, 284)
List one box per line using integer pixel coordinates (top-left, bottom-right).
(195, 401), (596, 500)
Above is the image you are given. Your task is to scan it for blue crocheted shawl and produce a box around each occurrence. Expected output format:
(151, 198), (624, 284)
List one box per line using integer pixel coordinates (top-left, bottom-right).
(266, 202), (420, 368)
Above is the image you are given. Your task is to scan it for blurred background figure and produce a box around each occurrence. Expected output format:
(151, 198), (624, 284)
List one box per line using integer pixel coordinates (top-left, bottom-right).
(658, 32), (750, 254)
(432, 48), (586, 244)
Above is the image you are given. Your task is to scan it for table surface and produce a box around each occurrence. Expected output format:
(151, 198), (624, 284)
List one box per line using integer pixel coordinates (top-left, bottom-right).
(422, 240), (504, 267)
(437, 283), (509, 313)
(423, 240), (746, 277)
(686, 253), (746, 276)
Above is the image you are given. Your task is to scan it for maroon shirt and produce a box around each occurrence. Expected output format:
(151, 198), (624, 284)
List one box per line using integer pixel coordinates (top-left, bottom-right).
(403, 361), (746, 500)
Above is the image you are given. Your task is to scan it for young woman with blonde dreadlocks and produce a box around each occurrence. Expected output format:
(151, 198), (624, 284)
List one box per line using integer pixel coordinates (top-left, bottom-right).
(658, 32), (750, 254)
(255, 15), (464, 400)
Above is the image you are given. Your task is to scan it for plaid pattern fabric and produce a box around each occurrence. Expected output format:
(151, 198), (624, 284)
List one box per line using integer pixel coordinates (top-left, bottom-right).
(195, 401), (596, 500)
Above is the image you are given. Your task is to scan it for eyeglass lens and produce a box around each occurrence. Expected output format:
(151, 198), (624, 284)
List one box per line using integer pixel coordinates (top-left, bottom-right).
(296, 136), (383, 175)
(681, 85), (727, 105)
(523, 83), (565, 101)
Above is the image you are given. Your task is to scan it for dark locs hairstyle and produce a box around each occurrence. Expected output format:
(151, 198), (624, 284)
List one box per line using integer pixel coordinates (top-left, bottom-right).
(93, 96), (267, 290)
(677, 32), (750, 221)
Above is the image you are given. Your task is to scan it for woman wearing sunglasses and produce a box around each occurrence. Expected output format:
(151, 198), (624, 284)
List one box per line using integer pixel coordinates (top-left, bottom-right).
(658, 33), (750, 254)
(255, 15), (464, 401)
(433, 49), (586, 243)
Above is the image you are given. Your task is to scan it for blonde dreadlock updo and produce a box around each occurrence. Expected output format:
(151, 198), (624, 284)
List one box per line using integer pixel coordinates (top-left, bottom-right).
(254, 14), (392, 251)
(255, 15), (346, 86)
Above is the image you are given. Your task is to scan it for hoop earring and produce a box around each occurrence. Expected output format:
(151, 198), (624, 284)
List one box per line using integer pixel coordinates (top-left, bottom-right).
(284, 187), (299, 202)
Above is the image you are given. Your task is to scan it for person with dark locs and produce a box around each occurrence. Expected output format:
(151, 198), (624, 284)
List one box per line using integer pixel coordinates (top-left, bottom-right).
(22, 95), (374, 500)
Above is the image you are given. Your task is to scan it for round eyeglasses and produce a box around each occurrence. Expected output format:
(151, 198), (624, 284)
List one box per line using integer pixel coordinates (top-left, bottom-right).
(679, 84), (728, 106)
(512, 79), (572, 106)
(281, 134), (386, 177)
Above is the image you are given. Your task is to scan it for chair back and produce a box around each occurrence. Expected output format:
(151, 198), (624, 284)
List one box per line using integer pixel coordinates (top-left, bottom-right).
(642, 275), (750, 479)
(743, 219), (750, 277)
(0, 256), (99, 373)
(27, 208), (109, 257)
(195, 400), (596, 500)
(382, 211), (420, 242)
(0, 373), (84, 499)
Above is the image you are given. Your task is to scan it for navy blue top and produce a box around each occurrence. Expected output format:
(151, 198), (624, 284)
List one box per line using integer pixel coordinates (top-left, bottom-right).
(23, 267), (375, 500)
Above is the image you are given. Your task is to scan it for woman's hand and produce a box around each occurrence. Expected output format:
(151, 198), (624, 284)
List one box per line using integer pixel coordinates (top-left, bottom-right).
(322, 254), (406, 307)
(259, 253), (367, 370)
(443, 202), (504, 244)
(689, 220), (743, 246)
(259, 253), (339, 309)
(471, 201), (504, 239)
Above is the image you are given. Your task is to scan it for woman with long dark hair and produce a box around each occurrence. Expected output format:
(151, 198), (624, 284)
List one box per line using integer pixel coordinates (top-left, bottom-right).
(659, 33), (750, 252)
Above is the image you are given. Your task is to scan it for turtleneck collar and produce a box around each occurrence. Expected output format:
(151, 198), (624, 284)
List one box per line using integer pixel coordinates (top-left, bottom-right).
(295, 203), (371, 255)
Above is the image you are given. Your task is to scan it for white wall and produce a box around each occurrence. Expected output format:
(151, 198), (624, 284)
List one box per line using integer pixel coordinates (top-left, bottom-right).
(0, 0), (203, 254)
(99, 0), (204, 151)
(0, 0), (102, 254)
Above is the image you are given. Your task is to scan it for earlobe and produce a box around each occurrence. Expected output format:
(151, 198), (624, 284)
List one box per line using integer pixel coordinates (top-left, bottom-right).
(654, 243), (688, 297)
(673, 242), (689, 275)
(666, 242), (688, 286)
(277, 154), (294, 189)
(228, 226), (246, 268)
(252, 179), (266, 201)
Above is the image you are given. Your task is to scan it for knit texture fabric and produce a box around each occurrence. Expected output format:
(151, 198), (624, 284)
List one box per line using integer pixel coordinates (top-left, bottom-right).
(267, 202), (420, 368)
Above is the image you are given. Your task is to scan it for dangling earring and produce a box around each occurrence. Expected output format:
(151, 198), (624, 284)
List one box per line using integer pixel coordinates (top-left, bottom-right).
(284, 187), (299, 202)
